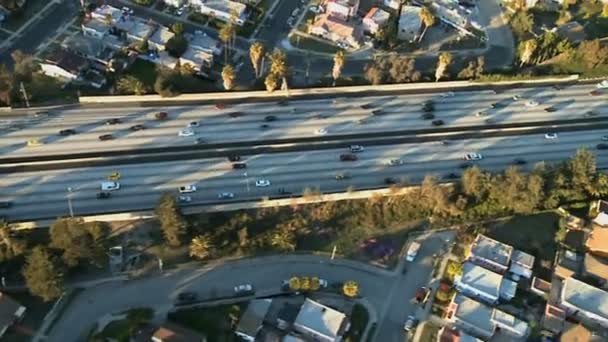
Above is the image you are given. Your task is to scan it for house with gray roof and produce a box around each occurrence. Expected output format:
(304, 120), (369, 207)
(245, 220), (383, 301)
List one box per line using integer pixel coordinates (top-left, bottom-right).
(468, 234), (513, 274)
(293, 298), (348, 342)
(560, 277), (608, 327)
(455, 262), (516, 304)
(510, 249), (535, 279)
(235, 299), (272, 342)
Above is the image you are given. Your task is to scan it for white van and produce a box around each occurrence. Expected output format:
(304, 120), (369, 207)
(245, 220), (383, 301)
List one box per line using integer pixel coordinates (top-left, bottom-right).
(101, 181), (120, 191)
(406, 242), (421, 262)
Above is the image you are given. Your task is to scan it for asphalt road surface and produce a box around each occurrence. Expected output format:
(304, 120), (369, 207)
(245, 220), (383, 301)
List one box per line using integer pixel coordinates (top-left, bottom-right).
(2, 128), (608, 221)
(0, 84), (604, 158)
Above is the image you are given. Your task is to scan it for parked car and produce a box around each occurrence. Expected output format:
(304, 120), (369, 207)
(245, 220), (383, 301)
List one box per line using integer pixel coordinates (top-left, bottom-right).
(404, 316), (419, 332)
(414, 287), (430, 304)
(234, 284), (254, 295)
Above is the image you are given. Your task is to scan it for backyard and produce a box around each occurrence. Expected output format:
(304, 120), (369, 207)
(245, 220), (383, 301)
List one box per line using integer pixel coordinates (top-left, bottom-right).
(167, 304), (245, 342)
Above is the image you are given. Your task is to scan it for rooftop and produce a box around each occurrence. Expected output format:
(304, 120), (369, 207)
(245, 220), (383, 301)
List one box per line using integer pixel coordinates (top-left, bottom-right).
(310, 14), (358, 39)
(438, 327), (484, 342)
(586, 226), (608, 255)
(236, 299), (272, 339)
(44, 48), (88, 74)
(364, 7), (390, 22)
(450, 294), (495, 336)
(189, 33), (221, 54)
(327, 0), (359, 7)
(584, 253), (608, 280)
(149, 26), (174, 47)
(293, 298), (346, 342)
(61, 34), (103, 57)
(561, 277), (608, 321)
(531, 277), (551, 294)
(90, 4), (123, 23)
(200, 0), (247, 17)
(152, 322), (206, 342)
(559, 322), (592, 342)
(469, 234), (513, 267)
(81, 18), (110, 34)
(491, 309), (529, 337)
(542, 304), (565, 334)
(459, 262), (503, 299)
(511, 250), (534, 268)
(180, 47), (213, 67)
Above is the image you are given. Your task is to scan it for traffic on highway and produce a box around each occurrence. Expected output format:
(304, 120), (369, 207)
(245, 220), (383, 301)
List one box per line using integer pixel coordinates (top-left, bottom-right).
(0, 82), (606, 221)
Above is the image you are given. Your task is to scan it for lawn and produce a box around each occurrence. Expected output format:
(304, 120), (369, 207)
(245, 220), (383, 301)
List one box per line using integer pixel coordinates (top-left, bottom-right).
(289, 34), (339, 54)
(485, 212), (560, 279)
(167, 304), (244, 342)
(343, 304), (369, 342)
(125, 59), (158, 90)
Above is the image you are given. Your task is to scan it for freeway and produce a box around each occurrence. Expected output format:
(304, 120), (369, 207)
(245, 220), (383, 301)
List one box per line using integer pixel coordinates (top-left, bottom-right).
(2, 129), (608, 221)
(0, 83), (605, 158)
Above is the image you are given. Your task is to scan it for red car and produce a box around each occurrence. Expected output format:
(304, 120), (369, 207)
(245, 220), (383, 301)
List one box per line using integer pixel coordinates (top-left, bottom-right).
(215, 103), (226, 110)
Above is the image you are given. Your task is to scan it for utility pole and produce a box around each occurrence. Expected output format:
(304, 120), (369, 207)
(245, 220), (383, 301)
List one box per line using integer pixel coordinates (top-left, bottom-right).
(331, 245), (337, 260)
(19, 82), (29, 108)
(281, 77), (289, 97)
(66, 187), (74, 218)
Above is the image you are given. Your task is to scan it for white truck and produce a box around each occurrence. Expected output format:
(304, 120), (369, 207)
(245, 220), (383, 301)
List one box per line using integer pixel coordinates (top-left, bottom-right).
(406, 241), (421, 262)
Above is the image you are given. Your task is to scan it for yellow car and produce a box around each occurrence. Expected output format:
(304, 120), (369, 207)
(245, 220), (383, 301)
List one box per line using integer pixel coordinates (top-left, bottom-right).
(26, 139), (43, 147)
(107, 171), (121, 181)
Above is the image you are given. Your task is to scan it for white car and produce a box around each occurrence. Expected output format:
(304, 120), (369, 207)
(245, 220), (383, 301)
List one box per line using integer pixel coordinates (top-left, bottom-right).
(464, 153), (483, 161)
(176, 6), (185, 16)
(218, 192), (234, 199)
(525, 100), (539, 107)
(440, 91), (455, 98)
(178, 129), (194, 137)
(121, 6), (134, 15)
(544, 133), (558, 140)
(337, 41), (349, 49)
(315, 128), (328, 135)
(101, 181), (120, 191)
(234, 284), (254, 294)
(388, 159), (404, 166)
(309, 6), (321, 13)
(177, 195), (192, 203)
(256, 179), (271, 187)
(597, 80), (608, 89)
(287, 17), (295, 27)
(350, 145), (364, 153)
(179, 185), (197, 193)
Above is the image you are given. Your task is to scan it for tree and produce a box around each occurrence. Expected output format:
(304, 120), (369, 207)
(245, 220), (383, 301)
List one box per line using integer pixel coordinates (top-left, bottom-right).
(219, 23), (235, 62)
(189, 234), (214, 260)
(269, 49), (288, 78)
(221, 64), (236, 91)
(116, 75), (146, 95)
(435, 52), (452, 82)
(0, 221), (26, 263)
(11, 50), (39, 83)
(288, 276), (300, 291)
(264, 73), (279, 92)
(310, 277), (321, 291)
(578, 39), (608, 68)
(518, 39), (537, 66)
(457, 56), (485, 80)
(388, 56), (421, 83)
(603, 4), (608, 17)
(249, 41), (265, 78)
(165, 35), (188, 58)
(156, 193), (188, 247)
(445, 262), (463, 281)
(332, 50), (345, 86)
(342, 280), (359, 298)
(419, 6), (436, 42)
(50, 218), (108, 268)
(171, 22), (184, 35)
(0, 65), (12, 105)
(104, 13), (113, 26)
(154, 70), (180, 97)
(271, 225), (296, 252)
(23, 246), (64, 302)
(180, 63), (196, 76)
(364, 58), (388, 85)
(510, 11), (534, 38)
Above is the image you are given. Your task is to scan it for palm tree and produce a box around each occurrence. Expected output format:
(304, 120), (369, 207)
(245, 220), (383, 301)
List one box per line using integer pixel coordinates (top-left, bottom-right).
(288, 276), (301, 291)
(219, 24), (235, 63)
(171, 22), (184, 35)
(435, 52), (453, 82)
(419, 7), (436, 43)
(249, 41), (265, 78)
(519, 39), (537, 66)
(116, 75), (146, 95)
(332, 50), (345, 86)
(221, 64), (236, 90)
(265, 73), (279, 93)
(189, 235), (213, 260)
(269, 49), (288, 78)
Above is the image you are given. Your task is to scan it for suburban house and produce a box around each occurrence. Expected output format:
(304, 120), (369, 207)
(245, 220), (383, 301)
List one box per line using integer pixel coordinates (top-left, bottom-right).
(583, 253), (608, 285)
(189, 0), (248, 25)
(542, 304), (566, 334)
(362, 7), (390, 35)
(81, 18), (111, 39)
(152, 323), (207, 342)
(61, 34), (121, 72)
(123, 19), (157, 45)
(180, 47), (214, 72)
(454, 262), (517, 304)
(325, 0), (359, 21)
(509, 249), (535, 279)
(189, 32), (222, 55)
(446, 294), (529, 340)
(0, 293), (26, 338)
(586, 224), (608, 257)
(398, 6), (421, 42)
(309, 14), (361, 48)
(383, 0), (401, 11)
(148, 25), (174, 52)
(293, 298), (349, 342)
(235, 299), (272, 341)
(467, 234), (513, 274)
(437, 327), (484, 342)
(560, 277), (608, 327)
(530, 277), (551, 297)
(40, 49), (89, 83)
(593, 200), (608, 227)
(163, 0), (185, 7)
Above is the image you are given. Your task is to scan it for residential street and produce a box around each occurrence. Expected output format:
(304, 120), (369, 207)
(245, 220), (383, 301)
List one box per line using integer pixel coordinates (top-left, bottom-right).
(44, 231), (454, 342)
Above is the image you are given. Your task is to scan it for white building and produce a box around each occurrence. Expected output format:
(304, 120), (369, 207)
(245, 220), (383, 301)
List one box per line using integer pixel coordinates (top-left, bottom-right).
(560, 277), (608, 327)
(190, 32), (222, 55)
(455, 262), (517, 304)
(362, 7), (390, 35)
(148, 25), (174, 52)
(293, 298), (348, 342)
(383, 0), (401, 11)
(163, 0), (186, 7)
(309, 13), (361, 48)
(325, 0), (359, 21)
(398, 6), (421, 42)
(189, 0), (247, 26)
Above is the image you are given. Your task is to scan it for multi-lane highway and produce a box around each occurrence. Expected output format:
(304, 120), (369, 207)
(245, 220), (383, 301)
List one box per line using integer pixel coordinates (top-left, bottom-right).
(0, 82), (606, 221)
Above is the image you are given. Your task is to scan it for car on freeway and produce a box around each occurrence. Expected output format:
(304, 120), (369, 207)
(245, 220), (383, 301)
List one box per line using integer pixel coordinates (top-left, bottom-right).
(597, 144), (608, 150)
(464, 153), (483, 161)
(130, 124), (145, 131)
(234, 284), (254, 295)
(335, 172), (351, 180)
(602, 135), (608, 141)
(26, 138), (43, 147)
(315, 128), (328, 135)
(106, 118), (121, 125)
(175, 291), (197, 304)
(232, 162), (247, 169)
(484, 118), (496, 124)
(584, 110), (598, 117)
(590, 90), (602, 96)
(544, 133), (558, 140)
(98, 134), (114, 141)
(440, 140), (450, 146)
(388, 159), (404, 166)
(421, 112), (435, 120)
(490, 102), (503, 109)
(475, 111), (487, 117)
(101, 181), (120, 191)
(431, 119), (444, 126)
(525, 100), (539, 107)
(597, 80), (608, 89)
(513, 158), (527, 165)
(215, 103), (226, 110)
(177, 195), (192, 203)
(188, 121), (199, 127)
(553, 85), (563, 90)
(228, 155), (241, 162)
(277, 100), (288, 106)
(404, 316), (419, 332)
(360, 103), (373, 109)
(228, 111), (244, 118)
(260, 124), (270, 130)
(155, 112), (168, 120)
(256, 179), (271, 187)
(340, 154), (357, 161)
(34, 111), (49, 117)
(384, 177), (398, 185)
(440, 91), (454, 98)
(179, 185), (197, 193)
(96, 192), (111, 199)
(371, 109), (383, 116)
(544, 106), (556, 112)
(107, 171), (121, 181)
(512, 95), (520, 101)
(422, 101), (434, 112)
(264, 115), (277, 122)
(178, 129), (194, 137)
(218, 192), (235, 199)
(443, 172), (459, 180)
(0, 201), (12, 208)
(350, 145), (364, 153)
(59, 129), (76, 136)
(195, 138), (206, 144)
(357, 118), (370, 125)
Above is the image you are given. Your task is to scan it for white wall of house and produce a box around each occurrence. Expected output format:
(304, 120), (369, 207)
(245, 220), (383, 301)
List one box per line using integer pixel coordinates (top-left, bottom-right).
(39, 64), (78, 82)
(164, 0), (185, 7)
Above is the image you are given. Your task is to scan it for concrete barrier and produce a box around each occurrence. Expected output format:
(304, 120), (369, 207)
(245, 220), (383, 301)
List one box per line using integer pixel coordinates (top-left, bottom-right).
(79, 75), (579, 104)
